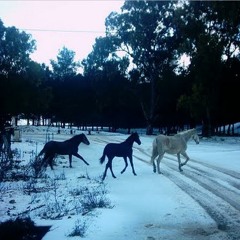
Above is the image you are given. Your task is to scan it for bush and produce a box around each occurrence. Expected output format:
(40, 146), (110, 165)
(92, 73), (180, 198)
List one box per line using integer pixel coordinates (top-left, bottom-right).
(80, 184), (112, 213)
(68, 219), (87, 238)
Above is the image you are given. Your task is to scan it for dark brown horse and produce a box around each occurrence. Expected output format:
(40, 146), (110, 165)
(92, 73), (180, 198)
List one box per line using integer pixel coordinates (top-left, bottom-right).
(37, 134), (90, 169)
(100, 132), (141, 180)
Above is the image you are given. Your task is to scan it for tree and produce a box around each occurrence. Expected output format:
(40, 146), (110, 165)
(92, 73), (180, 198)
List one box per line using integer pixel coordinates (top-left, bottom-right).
(82, 37), (144, 130)
(50, 46), (80, 81)
(21, 61), (53, 125)
(103, 1), (184, 134)
(49, 47), (82, 126)
(176, 1), (240, 136)
(0, 19), (36, 127)
(0, 19), (36, 77)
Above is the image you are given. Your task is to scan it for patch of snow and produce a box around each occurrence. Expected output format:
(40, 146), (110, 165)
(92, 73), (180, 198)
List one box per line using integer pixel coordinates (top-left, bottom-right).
(0, 125), (239, 240)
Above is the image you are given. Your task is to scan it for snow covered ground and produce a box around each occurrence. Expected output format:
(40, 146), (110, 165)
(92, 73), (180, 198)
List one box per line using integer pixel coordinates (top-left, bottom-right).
(1, 125), (240, 240)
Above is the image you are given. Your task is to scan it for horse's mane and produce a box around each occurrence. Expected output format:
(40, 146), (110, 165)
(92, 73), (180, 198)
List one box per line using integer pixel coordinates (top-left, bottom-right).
(175, 129), (197, 143)
(68, 134), (83, 142)
(177, 128), (196, 136)
(124, 132), (138, 143)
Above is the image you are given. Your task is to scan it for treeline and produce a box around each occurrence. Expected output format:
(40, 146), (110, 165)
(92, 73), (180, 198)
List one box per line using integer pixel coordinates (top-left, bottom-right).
(1, 1), (240, 136)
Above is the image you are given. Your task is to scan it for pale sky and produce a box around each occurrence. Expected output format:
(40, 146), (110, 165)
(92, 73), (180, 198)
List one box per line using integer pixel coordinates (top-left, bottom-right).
(0, 1), (123, 67)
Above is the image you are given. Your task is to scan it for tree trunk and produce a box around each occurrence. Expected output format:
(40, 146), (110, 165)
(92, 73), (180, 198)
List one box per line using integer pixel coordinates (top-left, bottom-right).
(203, 107), (212, 137)
(140, 74), (157, 135)
(146, 123), (153, 135)
(227, 124), (231, 135)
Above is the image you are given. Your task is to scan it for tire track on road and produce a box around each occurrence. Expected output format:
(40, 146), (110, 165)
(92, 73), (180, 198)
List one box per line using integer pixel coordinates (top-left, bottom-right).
(163, 155), (240, 192)
(164, 164), (240, 240)
(133, 149), (240, 240)
(192, 159), (240, 179)
(164, 167), (240, 240)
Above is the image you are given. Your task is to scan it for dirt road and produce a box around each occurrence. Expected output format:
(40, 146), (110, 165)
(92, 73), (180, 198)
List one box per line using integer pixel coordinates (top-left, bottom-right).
(134, 145), (240, 240)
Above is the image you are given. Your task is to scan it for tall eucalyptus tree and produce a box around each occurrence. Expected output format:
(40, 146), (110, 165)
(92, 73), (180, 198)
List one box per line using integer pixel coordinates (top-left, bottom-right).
(104, 1), (181, 134)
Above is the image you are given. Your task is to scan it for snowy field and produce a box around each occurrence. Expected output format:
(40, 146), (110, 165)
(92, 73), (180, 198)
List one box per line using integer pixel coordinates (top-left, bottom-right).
(1, 125), (240, 240)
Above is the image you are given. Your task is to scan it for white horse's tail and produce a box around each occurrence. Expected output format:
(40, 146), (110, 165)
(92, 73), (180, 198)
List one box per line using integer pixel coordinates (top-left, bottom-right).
(150, 137), (158, 164)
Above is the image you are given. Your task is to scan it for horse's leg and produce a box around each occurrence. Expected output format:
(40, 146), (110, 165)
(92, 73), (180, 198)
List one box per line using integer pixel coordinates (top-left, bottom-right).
(152, 157), (157, 173)
(121, 156), (128, 174)
(108, 157), (116, 179)
(102, 161), (108, 181)
(156, 154), (164, 174)
(69, 155), (72, 168)
(151, 154), (158, 173)
(180, 152), (190, 167)
(102, 156), (116, 180)
(177, 153), (183, 172)
(129, 155), (137, 176)
(151, 140), (158, 173)
(72, 153), (89, 166)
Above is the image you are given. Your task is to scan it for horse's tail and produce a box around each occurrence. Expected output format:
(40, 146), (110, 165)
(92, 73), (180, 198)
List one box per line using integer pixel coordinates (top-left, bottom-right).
(99, 149), (106, 164)
(150, 137), (158, 164)
(38, 147), (45, 157)
(33, 145), (47, 176)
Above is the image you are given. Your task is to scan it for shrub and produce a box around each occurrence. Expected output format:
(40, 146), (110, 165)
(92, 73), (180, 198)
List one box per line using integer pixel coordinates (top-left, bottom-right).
(80, 184), (112, 212)
(68, 219), (87, 238)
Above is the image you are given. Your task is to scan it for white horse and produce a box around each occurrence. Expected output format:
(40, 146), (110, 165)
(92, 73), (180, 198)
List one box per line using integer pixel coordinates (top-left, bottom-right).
(150, 128), (199, 174)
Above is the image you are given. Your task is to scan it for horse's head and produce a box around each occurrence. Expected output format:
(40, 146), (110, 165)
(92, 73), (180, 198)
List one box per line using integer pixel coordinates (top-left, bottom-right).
(72, 134), (90, 145)
(81, 133), (90, 145)
(192, 130), (200, 144)
(133, 132), (141, 145)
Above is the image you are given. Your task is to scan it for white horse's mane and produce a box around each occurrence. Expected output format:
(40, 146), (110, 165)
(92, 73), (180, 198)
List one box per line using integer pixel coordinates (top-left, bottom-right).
(177, 128), (196, 135)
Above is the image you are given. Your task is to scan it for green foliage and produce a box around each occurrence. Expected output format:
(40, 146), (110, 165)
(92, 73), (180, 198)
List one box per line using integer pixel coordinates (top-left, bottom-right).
(0, 19), (36, 77)
(0, 19), (52, 125)
(175, 1), (240, 135)
(82, 38), (144, 128)
(50, 46), (80, 81)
